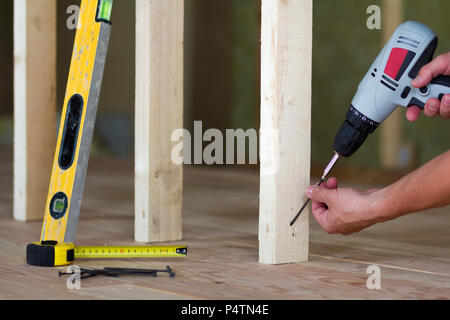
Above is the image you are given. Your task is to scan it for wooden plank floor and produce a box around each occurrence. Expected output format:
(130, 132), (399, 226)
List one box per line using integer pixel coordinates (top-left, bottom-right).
(0, 146), (449, 299)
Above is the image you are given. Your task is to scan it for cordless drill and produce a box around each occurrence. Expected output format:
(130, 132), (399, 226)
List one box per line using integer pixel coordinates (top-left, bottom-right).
(291, 21), (450, 226)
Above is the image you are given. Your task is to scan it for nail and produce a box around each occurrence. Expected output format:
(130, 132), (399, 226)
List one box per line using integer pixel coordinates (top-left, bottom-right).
(412, 76), (423, 85)
(429, 103), (438, 111)
(443, 97), (450, 107)
(305, 186), (314, 196)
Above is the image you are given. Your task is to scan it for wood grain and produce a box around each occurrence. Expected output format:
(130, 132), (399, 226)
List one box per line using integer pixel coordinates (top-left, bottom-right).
(13, 0), (56, 221)
(259, 0), (313, 264)
(135, 0), (184, 242)
(380, 0), (404, 169)
(0, 147), (449, 299)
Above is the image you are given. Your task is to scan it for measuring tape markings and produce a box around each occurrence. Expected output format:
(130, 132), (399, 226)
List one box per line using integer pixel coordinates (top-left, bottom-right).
(27, 242), (187, 267)
(74, 246), (187, 258)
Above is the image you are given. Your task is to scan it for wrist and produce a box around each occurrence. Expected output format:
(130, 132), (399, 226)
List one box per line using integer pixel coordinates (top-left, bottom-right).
(367, 187), (397, 222)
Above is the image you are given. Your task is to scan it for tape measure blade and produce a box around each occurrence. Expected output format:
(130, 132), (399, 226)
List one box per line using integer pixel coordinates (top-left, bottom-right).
(74, 246), (187, 259)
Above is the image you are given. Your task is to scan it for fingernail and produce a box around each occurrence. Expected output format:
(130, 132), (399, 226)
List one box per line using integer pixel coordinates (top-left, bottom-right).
(429, 103), (438, 111)
(305, 186), (314, 196)
(443, 97), (450, 107)
(412, 76), (423, 85)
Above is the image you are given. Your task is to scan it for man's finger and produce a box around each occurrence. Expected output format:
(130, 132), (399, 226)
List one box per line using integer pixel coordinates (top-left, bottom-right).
(412, 53), (450, 88)
(306, 185), (336, 204)
(311, 204), (328, 220)
(424, 98), (440, 117)
(310, 178), (335, 211)
(440, 94), (450, 119)
(311, 200), (325, 211)
(439, 95), (450, 119)
(325, 177), (338, 189)
(311, 205), (331, 232)
(406, 105), (421, 122)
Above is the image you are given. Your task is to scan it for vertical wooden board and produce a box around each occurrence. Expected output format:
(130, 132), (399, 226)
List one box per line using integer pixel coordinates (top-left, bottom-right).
(13, 0), (56, 221)
(380, 0), (403, 169)
(259, 0), (312, 264)
(135, 0), (184, 242)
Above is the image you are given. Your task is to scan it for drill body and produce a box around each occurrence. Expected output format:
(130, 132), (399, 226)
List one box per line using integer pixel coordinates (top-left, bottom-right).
(334, 21), (450, 157)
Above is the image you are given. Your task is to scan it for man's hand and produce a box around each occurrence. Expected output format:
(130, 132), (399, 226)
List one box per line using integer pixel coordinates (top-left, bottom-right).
(406, 51), (450, 121)
(306, 151), (450, 235)
(305, 178), (386, 235)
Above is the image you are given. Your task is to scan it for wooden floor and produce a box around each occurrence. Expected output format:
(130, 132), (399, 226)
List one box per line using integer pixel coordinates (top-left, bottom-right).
(0, 146), (449, 299)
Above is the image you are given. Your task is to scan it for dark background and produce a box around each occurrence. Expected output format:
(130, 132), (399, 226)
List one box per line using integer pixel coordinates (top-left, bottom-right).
(0, 0), (448, 169)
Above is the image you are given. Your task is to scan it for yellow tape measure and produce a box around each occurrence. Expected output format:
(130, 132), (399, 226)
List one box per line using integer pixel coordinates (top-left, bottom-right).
(75, 245), (187, 258)
(26, 241), (187, 267)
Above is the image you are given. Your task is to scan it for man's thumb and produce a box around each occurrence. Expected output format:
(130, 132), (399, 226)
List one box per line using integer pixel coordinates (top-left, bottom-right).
(306, 185), (333, 203)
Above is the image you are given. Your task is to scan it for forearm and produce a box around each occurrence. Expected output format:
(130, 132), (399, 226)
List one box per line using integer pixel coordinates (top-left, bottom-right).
(374, 150), (450, 220)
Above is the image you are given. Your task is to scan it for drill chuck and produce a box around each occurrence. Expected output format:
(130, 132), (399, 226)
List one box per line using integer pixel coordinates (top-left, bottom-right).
(333, 105), (379, 157)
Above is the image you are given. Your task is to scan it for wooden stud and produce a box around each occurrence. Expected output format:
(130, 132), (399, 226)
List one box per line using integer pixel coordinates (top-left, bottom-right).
(259, 0), (312, 264)
(380, 0), (404, 169)
(135, 0), (184, 242)
(13, 0), (57, 221)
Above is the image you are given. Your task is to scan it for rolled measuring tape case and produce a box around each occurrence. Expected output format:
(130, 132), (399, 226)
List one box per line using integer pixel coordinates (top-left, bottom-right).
(26, 241), (75, 267)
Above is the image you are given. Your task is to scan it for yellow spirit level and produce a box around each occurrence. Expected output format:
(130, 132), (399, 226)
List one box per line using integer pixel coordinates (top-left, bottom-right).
(27, 0), (115, 266)
(40, 0), (113, 243)
(41, 0), (113, 243)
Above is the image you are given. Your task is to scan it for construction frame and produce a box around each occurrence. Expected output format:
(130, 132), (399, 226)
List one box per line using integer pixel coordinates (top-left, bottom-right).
(13, 0), (407, 265)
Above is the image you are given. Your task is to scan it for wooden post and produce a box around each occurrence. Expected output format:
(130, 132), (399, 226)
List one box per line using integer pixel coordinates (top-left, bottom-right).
(135, 0), (184, 242)
(380, 0), (403, 169)
(13, 0), (56, 221)
(259, 0), (312, 264)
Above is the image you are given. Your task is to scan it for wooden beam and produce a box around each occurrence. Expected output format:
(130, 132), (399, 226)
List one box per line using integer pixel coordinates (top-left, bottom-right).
(135, 0), (184, 242)
(13, 0), (56, 221)
(380, 0), (403, 169)
(259, 0), (312, 264)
